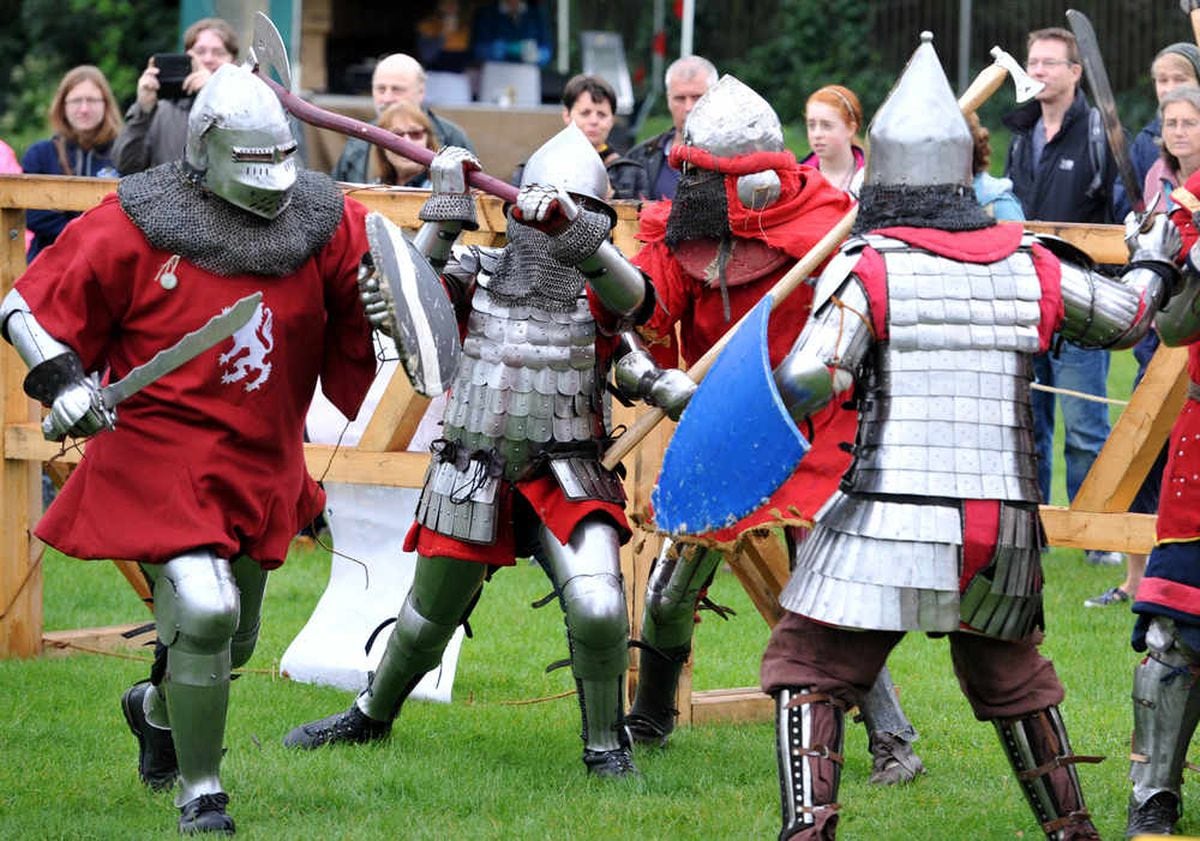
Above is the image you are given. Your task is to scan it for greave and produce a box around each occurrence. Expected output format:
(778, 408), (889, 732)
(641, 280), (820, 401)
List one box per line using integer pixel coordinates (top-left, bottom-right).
(1130, 650), (1200, 808)
(993, 706), (1100, 839)
(359, 591), (460, 722)
(775, 687), (845, 841)
(165, 647), (231, 807)
(628, 642), (690, 738)
(857, 665), (918, 742)
(577, 677), (627, 753)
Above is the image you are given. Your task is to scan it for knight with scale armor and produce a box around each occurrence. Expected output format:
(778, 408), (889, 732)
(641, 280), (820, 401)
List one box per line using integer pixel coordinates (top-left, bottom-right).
(283, 124), (676, 777)
(748, 33), (1182, 839)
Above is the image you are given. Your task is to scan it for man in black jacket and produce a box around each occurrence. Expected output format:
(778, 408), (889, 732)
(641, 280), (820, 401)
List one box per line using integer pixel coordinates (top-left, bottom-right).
(625, 55), (717, 200)
(1003, 27), (1122, 567)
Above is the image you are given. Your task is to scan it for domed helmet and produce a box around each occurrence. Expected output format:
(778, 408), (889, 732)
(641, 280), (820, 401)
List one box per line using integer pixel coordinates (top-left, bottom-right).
(185, 64), (298, 219)
(519, 124), (614, 224)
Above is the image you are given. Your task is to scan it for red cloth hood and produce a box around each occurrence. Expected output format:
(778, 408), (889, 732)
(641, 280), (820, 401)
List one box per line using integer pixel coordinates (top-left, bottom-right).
(638, 150), (852, 260)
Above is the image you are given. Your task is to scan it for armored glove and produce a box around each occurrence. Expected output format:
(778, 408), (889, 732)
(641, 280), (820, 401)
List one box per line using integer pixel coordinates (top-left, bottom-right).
(41, 369), (113, 441)
(648, 368), (697, 421)
(514, 184), (612, 266)
(613, 333), (697, 421)
(419, 146), (480, 229)
(357, 254), (396, 338)
(1126, 211), (1183, 297)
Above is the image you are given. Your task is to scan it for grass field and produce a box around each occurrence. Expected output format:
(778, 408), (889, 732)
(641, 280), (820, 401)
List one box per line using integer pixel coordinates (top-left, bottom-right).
(0, 352), (1155, 839)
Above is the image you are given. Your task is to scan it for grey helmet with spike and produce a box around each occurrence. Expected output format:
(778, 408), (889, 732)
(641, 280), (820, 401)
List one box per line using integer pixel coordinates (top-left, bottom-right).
(865, 31), (972, 189)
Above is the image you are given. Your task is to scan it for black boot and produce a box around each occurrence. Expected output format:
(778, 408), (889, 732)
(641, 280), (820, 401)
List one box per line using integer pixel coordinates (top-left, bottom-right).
(178, 792), (235, 835)
(120, 680), (179, 791)
(283, 703), (391, 749)
(626, 643), (689, 746)
(1125, 791), (1180, 837)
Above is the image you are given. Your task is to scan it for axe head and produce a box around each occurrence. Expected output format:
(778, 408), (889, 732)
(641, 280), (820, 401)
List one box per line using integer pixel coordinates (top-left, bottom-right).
(247, 12), (292, 90)
(990, 46), (1044, 103)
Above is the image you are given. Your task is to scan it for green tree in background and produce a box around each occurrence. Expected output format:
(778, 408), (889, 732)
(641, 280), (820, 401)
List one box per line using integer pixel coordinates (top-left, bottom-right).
(0, 0), (179, 155)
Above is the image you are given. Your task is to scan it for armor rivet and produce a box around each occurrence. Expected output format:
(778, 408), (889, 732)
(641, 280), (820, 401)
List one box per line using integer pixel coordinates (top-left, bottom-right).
(160, 272), (178, 290)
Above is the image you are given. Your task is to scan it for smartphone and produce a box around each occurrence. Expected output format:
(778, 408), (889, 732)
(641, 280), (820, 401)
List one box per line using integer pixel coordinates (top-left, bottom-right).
(152, 53), (192, 100)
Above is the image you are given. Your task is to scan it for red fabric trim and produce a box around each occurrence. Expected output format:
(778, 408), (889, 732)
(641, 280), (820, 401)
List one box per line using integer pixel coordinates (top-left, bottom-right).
(852, 246), (889, 341)
(1029, 243), (1066, 353)
(404, 474), (630, 566)
(872, 224), (1024, 263)
(668, 145), (797, 176)
(1137, 576), (1200, 615)
(960, 499), (1000, 591)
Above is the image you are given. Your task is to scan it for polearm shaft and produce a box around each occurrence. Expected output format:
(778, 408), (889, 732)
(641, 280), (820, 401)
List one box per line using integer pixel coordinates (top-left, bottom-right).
(256, 74), (520, 203)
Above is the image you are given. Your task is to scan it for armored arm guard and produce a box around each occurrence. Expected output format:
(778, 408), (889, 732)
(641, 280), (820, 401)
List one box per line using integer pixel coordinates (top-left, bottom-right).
(576, 241), (651, 320)
(1044, 217), (1181, 350)
(772, 272), (873, 425)
(612, 331), (696, 420)
(0, 288), (112, 439)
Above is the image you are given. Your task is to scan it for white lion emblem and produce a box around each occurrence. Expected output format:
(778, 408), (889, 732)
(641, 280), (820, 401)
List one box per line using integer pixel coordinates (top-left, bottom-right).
(219, 302), (274, 391)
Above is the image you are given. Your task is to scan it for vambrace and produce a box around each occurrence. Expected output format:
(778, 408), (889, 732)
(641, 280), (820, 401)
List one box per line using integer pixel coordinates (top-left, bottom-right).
(411, 220), (464, 274)
(1157, 268), (1200, 347)
(774, 687), (845, 841)
(577, 240), (652, 320)
(773, 277), (872, 425)
(1, 288), (74, 369)
(1130, 616), (1200, 808)
(612, 332), (695, 420)
(1058, 261), (1162, 350)
(993, 706), (1102, 840)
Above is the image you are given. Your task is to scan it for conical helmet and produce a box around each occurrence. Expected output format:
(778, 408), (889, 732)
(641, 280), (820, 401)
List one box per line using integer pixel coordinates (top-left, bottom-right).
(520, 124), (610, 206)
(865, 32), (971, 188)
(683, 74), (784, 157)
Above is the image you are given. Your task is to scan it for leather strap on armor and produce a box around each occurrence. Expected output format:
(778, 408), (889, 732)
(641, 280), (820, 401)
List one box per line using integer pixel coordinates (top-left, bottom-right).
(993, 706), (1102, 839)
(775, 687), (845, 841)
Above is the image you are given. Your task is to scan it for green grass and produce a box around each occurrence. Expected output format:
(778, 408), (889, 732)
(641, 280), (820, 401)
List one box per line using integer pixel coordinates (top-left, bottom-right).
(0, 348), (1151, 839)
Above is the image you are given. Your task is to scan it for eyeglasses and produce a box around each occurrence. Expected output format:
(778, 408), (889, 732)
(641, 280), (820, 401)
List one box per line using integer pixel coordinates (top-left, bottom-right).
(65, 97), (104, 108)
(1025, 58), (1075, 69)
(391, 129), (428, 141)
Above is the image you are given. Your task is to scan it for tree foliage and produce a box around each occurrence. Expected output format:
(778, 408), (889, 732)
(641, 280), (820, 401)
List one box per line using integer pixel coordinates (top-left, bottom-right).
(0, 0), (179, 155)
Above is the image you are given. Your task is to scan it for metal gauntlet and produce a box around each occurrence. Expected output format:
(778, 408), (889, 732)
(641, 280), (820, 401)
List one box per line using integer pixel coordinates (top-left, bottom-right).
(356, 255), (396, 338)
(612, 332), (695, 420)
(418, 146), (480, 230)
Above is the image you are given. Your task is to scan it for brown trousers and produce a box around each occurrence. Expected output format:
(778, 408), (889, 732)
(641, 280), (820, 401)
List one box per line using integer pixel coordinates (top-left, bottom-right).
(761, 611), (1065, 720)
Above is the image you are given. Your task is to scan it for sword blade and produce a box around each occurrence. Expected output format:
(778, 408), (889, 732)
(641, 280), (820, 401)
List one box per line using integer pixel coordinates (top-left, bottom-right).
(1066, 8), (1143, 212)
(100, 292), (263, 410)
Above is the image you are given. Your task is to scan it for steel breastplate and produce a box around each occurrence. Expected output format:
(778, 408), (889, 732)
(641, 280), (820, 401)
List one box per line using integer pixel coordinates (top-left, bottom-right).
(844, 238), (1044, 502)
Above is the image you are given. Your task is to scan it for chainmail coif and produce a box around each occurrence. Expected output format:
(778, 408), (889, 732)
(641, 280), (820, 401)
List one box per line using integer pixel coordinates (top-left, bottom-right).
(117, 163), (344, 277)
(487, 216), (587, 311)
(852, 182), (996, 234)
(666, 167), (730, 247)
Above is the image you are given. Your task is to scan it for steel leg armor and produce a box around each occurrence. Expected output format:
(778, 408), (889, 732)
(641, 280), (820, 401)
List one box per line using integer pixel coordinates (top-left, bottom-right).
(628, 539), (723, 744)
(359, 555), (489, 722)
(535, 517), (633, 772)
(858, 667), (925, 785)
(993, 706), (1100, 840)
(774, 687), (845, 841)
(1127, 616), (1200, 835)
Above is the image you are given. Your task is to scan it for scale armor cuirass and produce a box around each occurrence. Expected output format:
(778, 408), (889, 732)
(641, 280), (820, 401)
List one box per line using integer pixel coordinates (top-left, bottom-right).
(415, 271), (624, 545)
(779, 233), (1047, 639)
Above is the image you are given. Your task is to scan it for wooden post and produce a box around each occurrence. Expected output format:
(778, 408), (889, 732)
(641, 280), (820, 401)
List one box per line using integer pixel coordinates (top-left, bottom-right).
(0, 205), (41, 658)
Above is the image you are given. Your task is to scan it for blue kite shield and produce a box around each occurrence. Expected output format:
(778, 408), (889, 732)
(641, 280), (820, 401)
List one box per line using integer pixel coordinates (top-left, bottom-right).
(652, 297), (810, 536)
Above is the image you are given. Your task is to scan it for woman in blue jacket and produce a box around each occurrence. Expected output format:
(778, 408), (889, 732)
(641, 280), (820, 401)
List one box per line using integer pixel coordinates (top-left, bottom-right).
(22, 65), (121, 262)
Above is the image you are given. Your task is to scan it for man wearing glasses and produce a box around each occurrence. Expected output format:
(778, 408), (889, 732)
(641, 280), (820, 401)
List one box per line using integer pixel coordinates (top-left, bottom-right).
(331, 53), (474, 184)
(1002, 27), (1121, 564)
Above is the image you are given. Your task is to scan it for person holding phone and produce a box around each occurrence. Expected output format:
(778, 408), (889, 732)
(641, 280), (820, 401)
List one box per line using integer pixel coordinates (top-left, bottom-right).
(112, 17), (237, 174)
